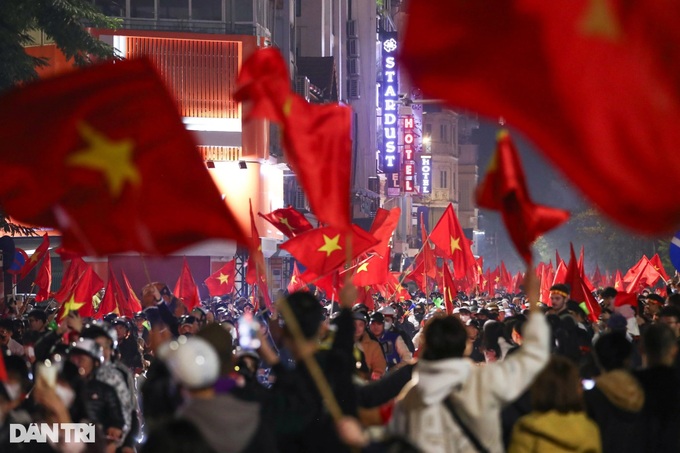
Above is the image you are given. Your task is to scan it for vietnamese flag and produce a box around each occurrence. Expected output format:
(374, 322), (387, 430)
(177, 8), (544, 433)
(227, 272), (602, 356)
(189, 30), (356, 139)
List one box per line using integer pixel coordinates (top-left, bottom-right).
(96, 265), (122, 319)
(476, 131), (569, 263)
(565, 244), (600, 321)
(614, 291), (639, 308)
(34, 252), (52, 302)
(235, 48), (352, 231)
(280, 225), (379, 277)
(0, 58), (247, 256)
(614, 270), (624, 291)
(204, 260), (236, 297)
(259, 206), (313, 238)
(19, 233), (49, 280)
(53, 257), (88, 303)
(246, 199), (266, 285)
(429, 204), (475, 280)
(120, 270), (143, 315)
(173, 258), (201, 311)
(57, 265), (102, 322)
(287, 262), (308, 293)
(352, 251), (390, 287)
(402, 1), (680, 234)
(442, 265), (456, 315)
(299, 270), (341, 302)
(369, 207), (401, 256)
(649, 253), (670, 282)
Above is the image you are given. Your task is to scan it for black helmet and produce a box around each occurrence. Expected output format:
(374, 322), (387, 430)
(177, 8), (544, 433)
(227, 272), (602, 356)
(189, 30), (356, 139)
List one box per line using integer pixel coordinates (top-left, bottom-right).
(80, 321), (118, 349)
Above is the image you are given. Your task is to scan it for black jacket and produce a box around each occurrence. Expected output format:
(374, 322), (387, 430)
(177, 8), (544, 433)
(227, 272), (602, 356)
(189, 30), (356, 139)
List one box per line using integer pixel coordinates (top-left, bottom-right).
(81, 378), (126, 432)
(634, 365), (680, 453)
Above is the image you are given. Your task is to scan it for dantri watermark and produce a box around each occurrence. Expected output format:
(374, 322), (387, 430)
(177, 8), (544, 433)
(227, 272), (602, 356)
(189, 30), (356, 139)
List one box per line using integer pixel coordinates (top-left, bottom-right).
(10, 423), (95, 443)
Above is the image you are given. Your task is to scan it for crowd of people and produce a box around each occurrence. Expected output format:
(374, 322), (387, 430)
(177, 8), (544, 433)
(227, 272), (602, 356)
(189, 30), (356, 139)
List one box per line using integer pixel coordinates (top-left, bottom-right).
(1, 271), (680, 452)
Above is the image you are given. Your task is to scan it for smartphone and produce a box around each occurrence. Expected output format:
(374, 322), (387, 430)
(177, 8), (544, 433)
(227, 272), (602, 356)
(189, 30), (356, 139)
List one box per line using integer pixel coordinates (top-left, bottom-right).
(237, 313), (261, 350)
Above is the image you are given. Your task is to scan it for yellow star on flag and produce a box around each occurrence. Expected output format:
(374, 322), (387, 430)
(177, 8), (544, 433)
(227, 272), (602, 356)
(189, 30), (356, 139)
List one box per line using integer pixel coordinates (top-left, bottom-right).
(318, 234), (342, 257)
(579, 0), (621, 41)
(495, 276), (500, 283)
(217, 273), (230, 285)
(450, 236), (462, 254)
(61, 294), (85, 317)
(356, 262), (369, 273)
(614, 281), (620, 289)
(291, 275), (298, 284)
(67, 122), (140, 198)
(29, 253), (41, 263)
(279, 217), (295, 231)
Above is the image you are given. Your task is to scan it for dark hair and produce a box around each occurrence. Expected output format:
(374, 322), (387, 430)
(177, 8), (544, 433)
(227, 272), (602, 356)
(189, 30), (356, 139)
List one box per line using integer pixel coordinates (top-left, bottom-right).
(593, 331), (632, 371)
(196, 323), (234, 376)
(667, 293), (680, 309)
(601, 287), (618, 299)
(285, 291), (324, 339)
(27, 309), (47, 323)
(422, 316), (468, 360)
(142, 418), (217, 453)
(659, 306), (680, 323)
(531, 355), (584, 413)
(642, 323), (677, 365)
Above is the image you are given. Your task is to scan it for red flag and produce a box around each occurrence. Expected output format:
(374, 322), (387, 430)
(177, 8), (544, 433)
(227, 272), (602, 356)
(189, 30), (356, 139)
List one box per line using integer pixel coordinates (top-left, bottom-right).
(592, 265), (604, 289)
(442, 264), (456, 315)
(57, 265), (102, 321)
(120, 270), (143, 315)
(287, 262), (308, 293)
(34, 252), (52, 302)
(53, 257), (88, 303)
(280, 225), (379, 277)
(429, 204), (475, 279)
(476, 131), (569, 263)
(511, 271), (524, 295)
(246, 199), (266, 285)
(236, 48), (352, 231)
(553, 261), (568, 288)
(649, 254), (670, 283)
(19, 233), (49, 280)
(369, 207), (401, 256)
(614, 270), (624, 291)
(352, 251), (390, 287)
(174, 258), (201, 311)
(614, 291), (638, 308)
(499, 261), (513, 289)
(255, 273), (273, 311)
(565, 244), (600, 321)
(96, 266), (122, 319)
(0, 58), (247, 256)
(402, 1), (680, 234)
(300, 270), (341, 302)
(0, 353), (7, 382)
(204, 260), (237, 297)
(578, 246), (595, 292)
(556, 250), (565, 269)
(623, 256), (648, 284)
(626, 259), (662, 293)
(259, 206), (313, 238)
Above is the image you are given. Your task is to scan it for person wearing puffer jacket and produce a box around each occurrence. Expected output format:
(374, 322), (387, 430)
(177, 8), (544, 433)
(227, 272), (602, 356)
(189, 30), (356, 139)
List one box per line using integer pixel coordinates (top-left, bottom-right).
(389, 271), (549, 453)
(509, 356), (601, 453)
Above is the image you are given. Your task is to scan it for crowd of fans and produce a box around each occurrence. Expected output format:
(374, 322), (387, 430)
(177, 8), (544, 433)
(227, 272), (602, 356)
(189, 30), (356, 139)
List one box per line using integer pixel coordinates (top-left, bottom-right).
(1, 272), (680, 452)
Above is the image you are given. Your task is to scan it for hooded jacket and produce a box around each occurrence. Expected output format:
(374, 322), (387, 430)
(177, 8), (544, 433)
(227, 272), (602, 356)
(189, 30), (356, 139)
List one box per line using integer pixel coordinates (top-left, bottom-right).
(508, 411), (601, 453)
(584, 369), (645, 453)
(389, 312), (550, 453)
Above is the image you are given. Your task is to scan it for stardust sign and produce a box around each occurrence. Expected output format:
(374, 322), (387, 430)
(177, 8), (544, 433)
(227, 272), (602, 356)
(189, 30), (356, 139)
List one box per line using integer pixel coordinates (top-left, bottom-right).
(380, 32), (400, 182)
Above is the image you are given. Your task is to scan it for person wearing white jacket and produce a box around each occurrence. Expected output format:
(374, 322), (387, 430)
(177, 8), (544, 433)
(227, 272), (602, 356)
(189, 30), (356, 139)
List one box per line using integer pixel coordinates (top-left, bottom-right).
(389, 271), (550, 453)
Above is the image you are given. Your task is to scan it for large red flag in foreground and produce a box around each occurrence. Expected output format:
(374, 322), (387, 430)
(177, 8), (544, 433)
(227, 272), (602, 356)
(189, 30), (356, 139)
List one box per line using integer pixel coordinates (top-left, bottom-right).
(402, 1), (680, 233)
(0, 58), (247, 256)
(476, 131), (569, 263)
(429, 204), (475, 279)
(235, 48), (352, 231)
(204, 260), (236, 297)
(19, 234), (49, 280)
(174, 258), (201, 311)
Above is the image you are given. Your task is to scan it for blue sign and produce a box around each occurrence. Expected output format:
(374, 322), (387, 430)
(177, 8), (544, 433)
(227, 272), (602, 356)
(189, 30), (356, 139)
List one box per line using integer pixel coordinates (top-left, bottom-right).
(671, 231), (680, 272)
(380, 31), (400, 176)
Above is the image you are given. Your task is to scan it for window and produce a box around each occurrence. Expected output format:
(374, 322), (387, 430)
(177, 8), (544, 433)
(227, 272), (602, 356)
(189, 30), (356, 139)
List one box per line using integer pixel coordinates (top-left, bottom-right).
(159, 0), (189, 19)
(93, 0), (125, 17)
(130, 0), (154, 18)
(440, 170), (448, 189)
(424, 123), (432, 137)
(192, 0), (222, 20)
(235, 0), (253, 21)
(296, 0), (302, 17)
(440, 124), (448, 143)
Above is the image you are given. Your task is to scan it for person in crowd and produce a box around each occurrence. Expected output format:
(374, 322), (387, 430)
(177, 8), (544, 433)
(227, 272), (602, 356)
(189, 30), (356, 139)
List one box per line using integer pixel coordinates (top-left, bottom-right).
(390, 270), (550, 453)
(178, 315), (199, 336)
(547, 284), (570, 316)
(634, 323), (680, 452)
(0, 318), (24, 356)
(584, 330), (644, 453)
(508, 356), (601, 453)
(112, 317), (143, 372)
(369, 312), (412, 369)
(599, 287), (618, 311)
(353, 311), (386, 380)
(643, 294), (665, 323)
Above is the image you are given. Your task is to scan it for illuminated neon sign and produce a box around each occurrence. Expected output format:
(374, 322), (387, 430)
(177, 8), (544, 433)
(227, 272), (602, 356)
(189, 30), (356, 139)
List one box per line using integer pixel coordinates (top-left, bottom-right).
(403, 115), (415, 192)
(380, 32), (400, 176)
(421, 155), (431, 194)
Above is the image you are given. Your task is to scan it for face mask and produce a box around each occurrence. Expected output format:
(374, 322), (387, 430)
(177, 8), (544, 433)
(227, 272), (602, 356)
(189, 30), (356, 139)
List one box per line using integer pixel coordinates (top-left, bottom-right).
(55, 384), (75, 408)
(384, 321), (393, 331)
(4, 382), (21, 401)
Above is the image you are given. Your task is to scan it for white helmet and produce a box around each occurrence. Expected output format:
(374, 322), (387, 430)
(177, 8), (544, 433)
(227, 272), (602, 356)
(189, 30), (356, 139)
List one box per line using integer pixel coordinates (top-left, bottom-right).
(163, 337), (219, 389)
(379, 306), (396, 317)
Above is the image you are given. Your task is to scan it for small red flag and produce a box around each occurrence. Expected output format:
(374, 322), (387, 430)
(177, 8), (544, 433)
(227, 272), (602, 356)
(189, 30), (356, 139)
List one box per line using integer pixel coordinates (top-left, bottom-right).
(0, 58), (247, 256)
(614, 270), (625, 291)
(281, 225), (379, 277)
(476, 131), (569, 263)
(174, 258), (201, 311)
(236, 48), (352, 231)
(19, 233), (49, 280)
(352, 251), (390, 287)
(246, 199), (266, 285)
(649, 254), (670, 283)
(614, 291), (638, 308)
(53, 257), (88, 303)
(402, 1), (680, 234)
(287, 262), (308, 293)
(429, 204), (475, 280)
(259, 206), (313, 238)
(369, 207), (401, 257)
(34, 251), (52, 302)
(57, 265), (102, 321)
(565, 244), (600, 321)
(96, 265), (122, 319)
(120, 270), (142, 315)
(204, 260), (237, 297)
